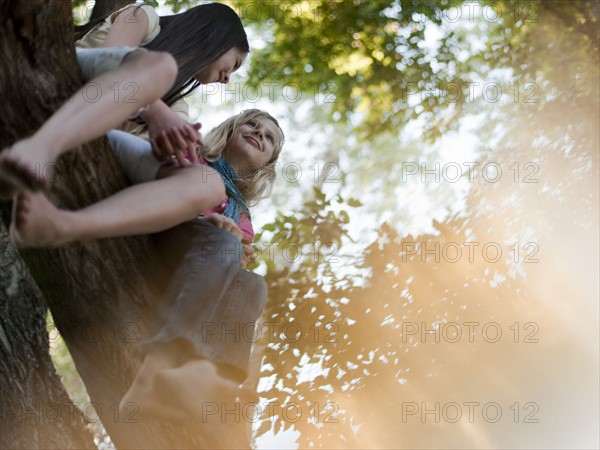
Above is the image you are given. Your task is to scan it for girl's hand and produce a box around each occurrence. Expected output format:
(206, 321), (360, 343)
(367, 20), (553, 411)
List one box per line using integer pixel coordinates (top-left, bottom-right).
(204, 213), (256, 269)
(203, 213), (244, 242)
(141, 102), (202, 166)
(203, 214), (255, 268)
(241, 243), (255, 269)
(151, 124), (203, 167)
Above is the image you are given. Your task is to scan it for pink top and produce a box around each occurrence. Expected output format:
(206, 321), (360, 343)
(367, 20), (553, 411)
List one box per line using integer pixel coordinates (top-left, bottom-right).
(197, 157), (254, 243)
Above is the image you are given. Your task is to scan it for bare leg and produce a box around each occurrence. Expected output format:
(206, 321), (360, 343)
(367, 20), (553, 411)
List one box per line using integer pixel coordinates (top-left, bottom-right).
(12, 164), (225, 246)
(0, 50), (177, 197)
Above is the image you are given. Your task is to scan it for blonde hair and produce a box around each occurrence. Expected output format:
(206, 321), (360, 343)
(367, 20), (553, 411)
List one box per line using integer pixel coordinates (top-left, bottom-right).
(201, 109), (285, 205)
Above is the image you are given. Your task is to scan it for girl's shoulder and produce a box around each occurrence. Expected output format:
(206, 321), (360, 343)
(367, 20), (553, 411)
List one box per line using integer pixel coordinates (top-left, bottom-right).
(76, 3), (160, 48)
(108, 4), (160, 30)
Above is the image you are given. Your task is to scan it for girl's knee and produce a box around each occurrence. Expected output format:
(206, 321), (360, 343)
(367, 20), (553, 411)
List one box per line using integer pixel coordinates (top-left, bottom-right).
(240, 271), (268, 313)
(148, 51), (178, 86)
(192, 166), (226, 207)
(251, 275), (267, 311)
(128, 50), (178, 87)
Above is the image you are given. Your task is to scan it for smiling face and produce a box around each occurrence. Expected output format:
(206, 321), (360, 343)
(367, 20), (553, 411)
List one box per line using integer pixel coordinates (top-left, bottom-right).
(225, 117), (282, 176)
(194, 47), (247, 84)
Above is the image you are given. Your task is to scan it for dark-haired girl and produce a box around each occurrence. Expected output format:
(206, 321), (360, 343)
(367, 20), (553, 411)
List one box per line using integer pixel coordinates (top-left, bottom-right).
(0, 2), (248, 197)
(76, 2), (249, 132)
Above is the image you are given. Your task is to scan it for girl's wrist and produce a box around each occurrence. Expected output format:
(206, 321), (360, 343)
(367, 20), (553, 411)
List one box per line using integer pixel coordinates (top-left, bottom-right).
(138, 99), (170, 123)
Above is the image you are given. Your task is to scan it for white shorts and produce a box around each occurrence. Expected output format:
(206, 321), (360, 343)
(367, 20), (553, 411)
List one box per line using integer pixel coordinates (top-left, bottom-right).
(75, 47), (139, 82)
(107, 130), (164, 184)
(76, 47), (150, 118)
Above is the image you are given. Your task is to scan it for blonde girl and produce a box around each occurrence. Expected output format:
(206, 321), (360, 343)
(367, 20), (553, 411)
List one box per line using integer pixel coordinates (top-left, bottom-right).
(11, 109), (284, 248)
(13, 109), (285, 426)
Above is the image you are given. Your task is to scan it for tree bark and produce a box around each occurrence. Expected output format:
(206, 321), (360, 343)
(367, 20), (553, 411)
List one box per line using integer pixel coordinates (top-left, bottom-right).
(0, 221), (93, 449)
(0, 1), (226, 448)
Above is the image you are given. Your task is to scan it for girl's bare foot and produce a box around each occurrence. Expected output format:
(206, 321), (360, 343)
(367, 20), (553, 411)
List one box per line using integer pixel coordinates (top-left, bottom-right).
(122, 352), (256, 424)
(10, 191), (69, 247)
(0, 138), (54, 199)
(153, 359), (257, 423)
(119, 348), (185, 420)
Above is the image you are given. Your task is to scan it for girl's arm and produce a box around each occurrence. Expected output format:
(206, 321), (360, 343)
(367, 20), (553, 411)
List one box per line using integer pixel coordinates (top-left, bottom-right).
(101, 5), (202, 164)
(103, 6), (150, 48)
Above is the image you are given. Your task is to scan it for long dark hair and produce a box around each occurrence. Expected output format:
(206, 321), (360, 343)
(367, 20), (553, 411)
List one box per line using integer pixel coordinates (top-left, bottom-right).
(75, 3), (249, 107)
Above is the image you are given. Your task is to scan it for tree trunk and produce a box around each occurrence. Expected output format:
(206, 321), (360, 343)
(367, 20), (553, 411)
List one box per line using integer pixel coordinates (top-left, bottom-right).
(0, 1), (223, 448)
(0, 221), (93, 449)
